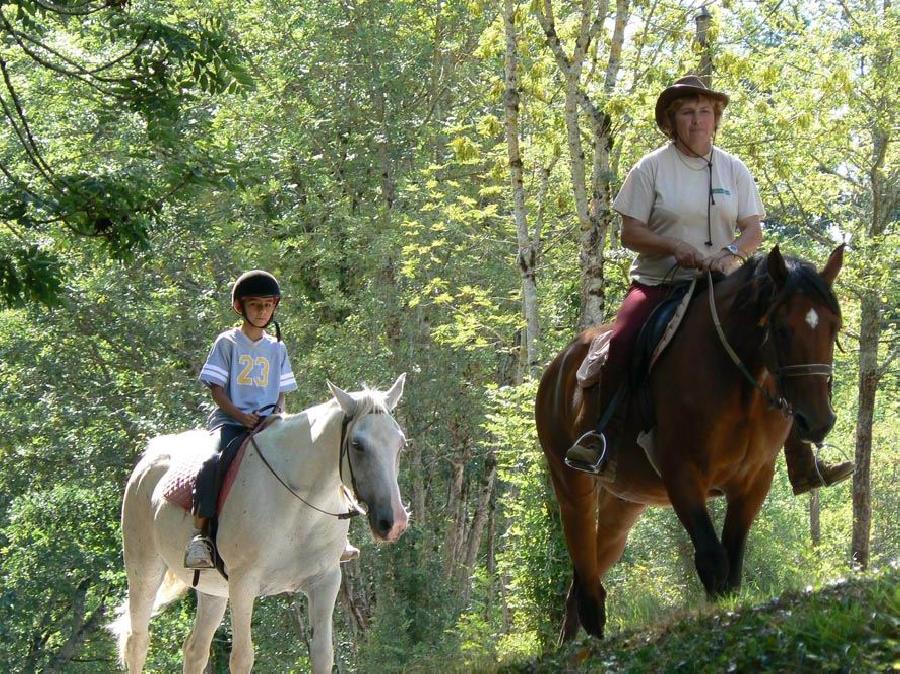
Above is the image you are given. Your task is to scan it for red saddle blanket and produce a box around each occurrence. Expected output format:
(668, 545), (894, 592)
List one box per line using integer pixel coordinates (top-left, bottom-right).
(161, 439), (249, 514)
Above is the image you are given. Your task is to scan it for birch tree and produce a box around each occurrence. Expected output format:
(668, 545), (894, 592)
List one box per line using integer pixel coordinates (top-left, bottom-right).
(503, 0), (542, 377)
(533, 0), (630, 329)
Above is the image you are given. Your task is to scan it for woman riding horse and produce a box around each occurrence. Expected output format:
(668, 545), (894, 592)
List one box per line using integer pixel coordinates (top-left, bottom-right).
(564, 76), (852, 494)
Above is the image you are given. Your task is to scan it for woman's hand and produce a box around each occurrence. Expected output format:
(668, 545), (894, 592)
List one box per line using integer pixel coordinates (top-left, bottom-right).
(703, 251), (742, 275)
(670, 240), (705, 269)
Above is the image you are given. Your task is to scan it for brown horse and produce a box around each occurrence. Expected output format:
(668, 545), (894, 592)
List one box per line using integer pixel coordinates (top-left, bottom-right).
(536, 245), (844, 642)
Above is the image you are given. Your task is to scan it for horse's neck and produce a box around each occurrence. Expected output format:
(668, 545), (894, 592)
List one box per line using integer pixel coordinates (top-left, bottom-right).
(710, 275), (770, 374)
(256, 405), (344, 492)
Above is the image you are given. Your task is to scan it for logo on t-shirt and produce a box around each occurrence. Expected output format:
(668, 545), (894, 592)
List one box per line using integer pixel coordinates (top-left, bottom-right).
(711, 188), (732, 196)
(237, 355), (270, 387)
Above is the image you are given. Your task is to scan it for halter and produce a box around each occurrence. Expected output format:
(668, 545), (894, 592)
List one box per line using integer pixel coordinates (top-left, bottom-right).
(249, 408), (379, 520)
(707, 270), (834, 417)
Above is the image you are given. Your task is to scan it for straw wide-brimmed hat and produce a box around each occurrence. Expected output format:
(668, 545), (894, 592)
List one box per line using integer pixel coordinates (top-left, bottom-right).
(655, 75), (729, 133)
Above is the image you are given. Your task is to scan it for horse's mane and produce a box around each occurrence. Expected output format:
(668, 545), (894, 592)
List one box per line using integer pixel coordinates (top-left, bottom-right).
(730, 252), (841, 318)
(352, 386), (392, 416)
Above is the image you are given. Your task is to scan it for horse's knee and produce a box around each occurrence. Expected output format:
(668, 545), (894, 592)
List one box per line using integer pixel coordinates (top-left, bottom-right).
(124, 630), (150, 673)
(574, 575), (606, 639)
(182, 634), (210, 674)
(694, 544), (729, 597)
(229, 640), (254, 674)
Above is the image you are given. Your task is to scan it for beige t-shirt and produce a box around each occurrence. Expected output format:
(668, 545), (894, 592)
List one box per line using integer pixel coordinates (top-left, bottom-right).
(613, 143), (765, 285)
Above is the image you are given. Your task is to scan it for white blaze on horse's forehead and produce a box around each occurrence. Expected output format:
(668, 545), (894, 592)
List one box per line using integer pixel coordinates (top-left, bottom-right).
(805, 308), (819, 330)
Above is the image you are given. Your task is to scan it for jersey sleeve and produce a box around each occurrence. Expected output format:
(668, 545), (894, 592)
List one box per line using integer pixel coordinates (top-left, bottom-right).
(734, 159), (766, 221)
(279, 345), (298, 393)
(613, 163), (655, 224)
(199, 334), (232, 387)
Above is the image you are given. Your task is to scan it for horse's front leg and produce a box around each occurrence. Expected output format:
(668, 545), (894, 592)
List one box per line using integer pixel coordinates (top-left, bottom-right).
(721, 466), (775, 592)
(182, 592), (227, 674)
(663, 464), (729, 597)
(227, 578), (259, 673)
(549, 467), (604, 640)
(305, 567), (342, 674)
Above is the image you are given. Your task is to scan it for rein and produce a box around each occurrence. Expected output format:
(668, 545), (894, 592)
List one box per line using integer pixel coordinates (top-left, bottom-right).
(249, 412), (365, 520)
(706, 270), (833, 417)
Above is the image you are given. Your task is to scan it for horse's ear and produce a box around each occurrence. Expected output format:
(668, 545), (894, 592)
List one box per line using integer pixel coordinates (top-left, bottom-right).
(767, 245), (788, 288)
(820, 243), (845, 286)
(327, 380), (357, 417)
(385, 373), (406, 411)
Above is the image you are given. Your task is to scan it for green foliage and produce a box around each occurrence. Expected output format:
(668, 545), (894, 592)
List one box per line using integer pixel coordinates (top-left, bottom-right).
(490, 382), (570, 655)
(0, 0), (254, 307)
(526, 567), (899, 673)
(0, 483), (123, 672)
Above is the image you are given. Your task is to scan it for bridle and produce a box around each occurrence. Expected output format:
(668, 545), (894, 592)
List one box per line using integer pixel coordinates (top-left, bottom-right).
(249, 408), (389, 520)
(707, 270), (834, 417)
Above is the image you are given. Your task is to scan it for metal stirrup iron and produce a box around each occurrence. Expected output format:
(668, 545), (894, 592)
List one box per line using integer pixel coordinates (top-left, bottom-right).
(565, 431), (608, 474)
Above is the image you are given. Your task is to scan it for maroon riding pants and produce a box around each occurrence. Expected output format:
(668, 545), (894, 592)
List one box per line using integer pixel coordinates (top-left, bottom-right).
(603, 281), (676, 393)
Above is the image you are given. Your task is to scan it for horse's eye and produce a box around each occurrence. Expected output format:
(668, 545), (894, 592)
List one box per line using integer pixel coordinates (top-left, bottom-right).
(352, 440), (364, 452)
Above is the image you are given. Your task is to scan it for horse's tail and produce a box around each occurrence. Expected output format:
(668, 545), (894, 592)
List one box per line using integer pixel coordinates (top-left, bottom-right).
(107, 570), (188, 668)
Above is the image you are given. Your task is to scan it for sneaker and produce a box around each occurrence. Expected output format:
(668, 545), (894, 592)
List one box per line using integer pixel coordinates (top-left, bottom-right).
(340, 543), (360, 563)
(183, 534), (215, 569)
(565, 431), (614, 481)
(792, 459), (854, 495)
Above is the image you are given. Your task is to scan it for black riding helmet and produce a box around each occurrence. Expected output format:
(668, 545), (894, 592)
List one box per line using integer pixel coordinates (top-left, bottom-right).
(231, 270), (282, 340)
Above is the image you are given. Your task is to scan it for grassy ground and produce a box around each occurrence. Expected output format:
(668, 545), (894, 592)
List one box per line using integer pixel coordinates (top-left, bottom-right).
(499, 566), (899, 674)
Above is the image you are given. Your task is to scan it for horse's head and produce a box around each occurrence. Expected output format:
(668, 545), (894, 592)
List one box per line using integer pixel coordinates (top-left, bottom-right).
(763, 244), (844, 443)
(327, 375), (409, 543)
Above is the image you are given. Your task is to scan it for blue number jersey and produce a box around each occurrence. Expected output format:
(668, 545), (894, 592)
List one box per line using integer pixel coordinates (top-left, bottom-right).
(199, 327), (297, 429)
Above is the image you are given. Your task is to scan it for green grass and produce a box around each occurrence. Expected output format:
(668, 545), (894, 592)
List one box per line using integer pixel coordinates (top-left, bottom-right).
(498, 566), (899, 673)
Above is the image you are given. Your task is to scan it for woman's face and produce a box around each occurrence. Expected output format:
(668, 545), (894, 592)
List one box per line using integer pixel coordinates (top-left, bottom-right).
(672, 96), (717, 152)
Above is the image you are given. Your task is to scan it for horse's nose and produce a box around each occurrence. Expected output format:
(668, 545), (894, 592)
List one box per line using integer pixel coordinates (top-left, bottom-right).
(376, 517), (393, 536)
(794, 411), (835, 444)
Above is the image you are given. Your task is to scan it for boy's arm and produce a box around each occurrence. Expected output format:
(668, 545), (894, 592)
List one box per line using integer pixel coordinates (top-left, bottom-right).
(276, 392), (287, 414)
(209, 384), (259, 428)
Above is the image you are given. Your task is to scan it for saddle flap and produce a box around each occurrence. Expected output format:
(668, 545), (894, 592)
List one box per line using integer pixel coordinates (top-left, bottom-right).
(576, 330), (613, 388)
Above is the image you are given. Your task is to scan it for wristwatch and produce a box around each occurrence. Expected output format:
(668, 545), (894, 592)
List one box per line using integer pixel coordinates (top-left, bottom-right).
(724, 243), (745, 260)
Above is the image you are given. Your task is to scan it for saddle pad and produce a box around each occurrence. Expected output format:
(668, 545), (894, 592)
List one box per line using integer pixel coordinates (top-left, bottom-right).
(161, 439), (249, 514)
(576, 329), (612, 388)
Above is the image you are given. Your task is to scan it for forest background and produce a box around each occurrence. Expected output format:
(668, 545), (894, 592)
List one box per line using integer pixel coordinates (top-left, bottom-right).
(0, 0), (896, 671)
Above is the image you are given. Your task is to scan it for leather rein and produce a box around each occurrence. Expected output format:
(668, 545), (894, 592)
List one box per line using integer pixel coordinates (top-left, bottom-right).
(248, 410), (372, 520)
(707, 270), (833, 417)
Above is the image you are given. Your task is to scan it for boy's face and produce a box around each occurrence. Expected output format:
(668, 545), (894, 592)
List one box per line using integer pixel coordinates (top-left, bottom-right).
(236, 295), (278, 326)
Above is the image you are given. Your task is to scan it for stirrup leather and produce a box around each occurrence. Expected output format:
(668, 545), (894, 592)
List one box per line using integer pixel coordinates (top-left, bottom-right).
(565, 431), (608, 475)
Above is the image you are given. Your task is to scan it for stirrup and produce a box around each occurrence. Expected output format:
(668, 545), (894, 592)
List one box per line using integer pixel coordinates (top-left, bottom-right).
(183, 534), (216, 569)
(340, 544), (360, 563)
(565, 431), (608, 475)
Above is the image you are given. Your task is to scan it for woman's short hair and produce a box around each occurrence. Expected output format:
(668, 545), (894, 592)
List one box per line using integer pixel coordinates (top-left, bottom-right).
(661, 94), (726, 140)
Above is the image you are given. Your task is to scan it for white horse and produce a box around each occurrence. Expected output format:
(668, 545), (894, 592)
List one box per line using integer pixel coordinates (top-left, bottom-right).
(109, 375), (409, 673)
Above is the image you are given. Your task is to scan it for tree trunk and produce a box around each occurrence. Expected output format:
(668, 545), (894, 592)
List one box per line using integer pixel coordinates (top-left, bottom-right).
(44, 581), (107, 673)
(444, 449), (468, 579)
(503, 0), (541, 378)
(289, 595), (313, 661)
(339, 563), (370, 635)
(535, 0), (631, 330)
(851, 294), (879, 568)
(458, 456), (497, 600)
